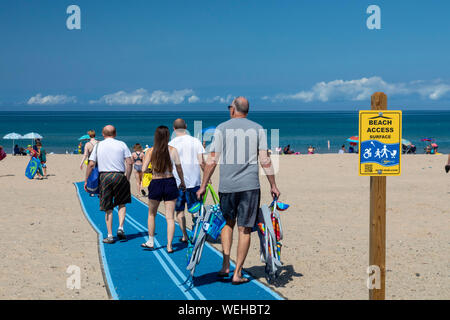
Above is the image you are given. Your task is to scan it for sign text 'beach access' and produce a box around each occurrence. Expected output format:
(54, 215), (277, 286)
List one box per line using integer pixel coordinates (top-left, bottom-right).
(359, 110), (402, 176)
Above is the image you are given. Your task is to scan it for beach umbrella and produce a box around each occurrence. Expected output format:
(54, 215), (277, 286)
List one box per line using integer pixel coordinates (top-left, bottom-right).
(402, 138), (412, 146)
(202, 126), (216, 134)
(346, 136), (358, 143)
(420, 138), (435, 142)
(78, 134), (90, 141)
(23, 132), (43, 145)
(2, 132), (24, 153)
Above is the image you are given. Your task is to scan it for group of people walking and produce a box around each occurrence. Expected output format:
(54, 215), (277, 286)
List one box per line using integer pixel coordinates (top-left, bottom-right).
(83, 96), (280, 285)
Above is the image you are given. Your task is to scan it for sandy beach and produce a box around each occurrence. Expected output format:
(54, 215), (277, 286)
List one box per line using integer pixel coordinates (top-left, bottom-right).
(0, 153), (448, 299)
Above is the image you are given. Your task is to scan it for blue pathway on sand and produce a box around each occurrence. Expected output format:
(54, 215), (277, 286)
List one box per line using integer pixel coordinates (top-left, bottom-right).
(74, 182), (283, 300)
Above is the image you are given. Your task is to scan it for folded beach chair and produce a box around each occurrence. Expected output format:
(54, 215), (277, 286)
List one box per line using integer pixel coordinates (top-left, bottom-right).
(186, 184), (226, 284)
(256, 199), (287, 284)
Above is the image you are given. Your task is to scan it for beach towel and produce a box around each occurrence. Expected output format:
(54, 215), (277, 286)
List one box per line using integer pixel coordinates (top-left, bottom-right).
(141, 163), (153, 188)
(86, 166), (99, 194)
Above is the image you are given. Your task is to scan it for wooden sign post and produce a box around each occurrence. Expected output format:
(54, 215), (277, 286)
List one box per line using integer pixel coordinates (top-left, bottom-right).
(369, 92), (387, 300)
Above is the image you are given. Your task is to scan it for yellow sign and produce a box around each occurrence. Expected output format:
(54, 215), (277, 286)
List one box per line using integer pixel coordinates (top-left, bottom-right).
(359, 110), (402, 176)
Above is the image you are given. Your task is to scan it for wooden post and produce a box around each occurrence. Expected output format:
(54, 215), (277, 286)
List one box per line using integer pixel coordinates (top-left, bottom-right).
(369, 92), (387, 300)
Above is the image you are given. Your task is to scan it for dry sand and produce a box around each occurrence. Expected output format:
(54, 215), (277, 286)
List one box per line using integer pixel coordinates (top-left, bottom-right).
(0, 153), (449, 299)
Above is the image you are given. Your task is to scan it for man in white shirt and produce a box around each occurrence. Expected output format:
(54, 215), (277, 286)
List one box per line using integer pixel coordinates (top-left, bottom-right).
(85, 125), (133, 244)
(169, 118), (205, 242)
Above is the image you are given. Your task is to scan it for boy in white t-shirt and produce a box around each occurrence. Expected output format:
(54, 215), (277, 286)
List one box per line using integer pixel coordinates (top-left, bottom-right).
(168, 118), (205, 242)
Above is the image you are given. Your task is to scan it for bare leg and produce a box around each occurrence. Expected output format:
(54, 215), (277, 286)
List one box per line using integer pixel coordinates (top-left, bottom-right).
(117, 204), (126, 229)
(232, 226), (252, 282)
(164, 199), (176, 252)
(147, 199), (160, 237)
(138, 171), (144, 194)
(219, 219), (235, 274)
(134, 171), (140, 194)
(105, 210), (113, 236)
(176, 210), (188, 241)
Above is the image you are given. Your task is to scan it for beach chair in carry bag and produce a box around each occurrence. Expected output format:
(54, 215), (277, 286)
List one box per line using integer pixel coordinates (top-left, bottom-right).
(185, 184), (226, 285)
(256, 199), (288, 284)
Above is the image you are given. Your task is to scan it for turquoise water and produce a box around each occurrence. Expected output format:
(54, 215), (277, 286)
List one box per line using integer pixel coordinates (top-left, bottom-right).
(1, 111), (449, 154)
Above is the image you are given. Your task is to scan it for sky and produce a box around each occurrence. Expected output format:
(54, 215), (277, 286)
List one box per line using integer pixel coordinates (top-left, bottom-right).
(0, 0), (450, 110)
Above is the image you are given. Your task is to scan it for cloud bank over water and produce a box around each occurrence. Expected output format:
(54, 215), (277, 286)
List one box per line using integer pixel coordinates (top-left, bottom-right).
(263, 77), (450, 103)
(27, 94), (77, 105)
(90, 88), (197, 105)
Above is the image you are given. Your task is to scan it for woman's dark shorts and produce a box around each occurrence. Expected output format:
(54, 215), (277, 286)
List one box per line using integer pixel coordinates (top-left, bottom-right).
(219, 189), (261, 228)
(148, 177), (179, 202)
(99, 172), (131, 211)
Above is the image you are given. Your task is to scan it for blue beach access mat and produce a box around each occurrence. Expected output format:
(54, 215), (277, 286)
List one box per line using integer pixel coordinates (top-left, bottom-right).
(74, 182), (283, 300)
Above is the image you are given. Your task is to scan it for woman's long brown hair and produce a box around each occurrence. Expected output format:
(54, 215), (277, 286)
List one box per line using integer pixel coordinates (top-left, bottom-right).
(151, 126), (172, 173)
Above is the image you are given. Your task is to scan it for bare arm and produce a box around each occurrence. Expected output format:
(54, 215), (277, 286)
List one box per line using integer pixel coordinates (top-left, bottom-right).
(171, 147), (186, 190)
(142, 148), (152, 173)
(125, 157), (132, 180)
(196, 152), (219, 200)
(447, 153), (450, 165)
(80, 143), (91, 169)
(259, 149), (280, 199)
(197, 153), (206, 171)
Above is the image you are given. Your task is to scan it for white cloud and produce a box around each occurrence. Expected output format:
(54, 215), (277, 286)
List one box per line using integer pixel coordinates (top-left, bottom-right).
(27, 93), (77, 105)
(188, 95), (200, 103)
(265, 77), (450, 103)
(206, 94), (234, 104)
(90, 88), (196, 105)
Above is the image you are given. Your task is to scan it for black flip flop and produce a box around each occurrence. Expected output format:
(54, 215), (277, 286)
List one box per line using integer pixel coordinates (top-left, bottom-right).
(231, 278), (250, 285)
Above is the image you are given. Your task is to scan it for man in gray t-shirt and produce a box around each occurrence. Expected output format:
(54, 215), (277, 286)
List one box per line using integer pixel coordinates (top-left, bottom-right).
(197, 96), (280, 285)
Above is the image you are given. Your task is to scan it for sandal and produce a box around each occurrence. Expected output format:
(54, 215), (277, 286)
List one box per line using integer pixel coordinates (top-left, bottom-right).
(231, 277), (250, 285)
(141, 243), (154, 250)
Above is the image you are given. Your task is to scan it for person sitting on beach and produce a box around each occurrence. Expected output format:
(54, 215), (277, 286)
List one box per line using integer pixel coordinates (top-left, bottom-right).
(141, 126), (186, 253)
(36, 141), (48, 179)
(85, 125), (133, 244)
(196, 97), (281, 285)
(131, 143), (146, 196)
(338, 145), (346, 154)
(80, 130), (98, 170)
(307, 145), (315, 154)
(14, 144), (20, 156)
(425, 145), (431, 154)
(169, 118), (205, 243)
(283, 145), (294, 154)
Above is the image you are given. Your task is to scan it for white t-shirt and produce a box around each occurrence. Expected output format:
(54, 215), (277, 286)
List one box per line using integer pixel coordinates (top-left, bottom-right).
(89, 138), (132, 173)
(169, 134), (205, 188)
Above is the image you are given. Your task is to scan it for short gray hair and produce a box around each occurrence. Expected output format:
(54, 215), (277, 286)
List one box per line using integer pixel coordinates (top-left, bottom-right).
(232, 96), (249, 114)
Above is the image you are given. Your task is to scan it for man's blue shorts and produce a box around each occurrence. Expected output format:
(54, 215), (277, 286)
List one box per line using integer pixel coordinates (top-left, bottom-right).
(175, 186), (200, 212)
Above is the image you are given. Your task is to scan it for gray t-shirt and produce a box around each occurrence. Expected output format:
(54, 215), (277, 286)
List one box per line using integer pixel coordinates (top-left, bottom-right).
(211, 117), (268, 193)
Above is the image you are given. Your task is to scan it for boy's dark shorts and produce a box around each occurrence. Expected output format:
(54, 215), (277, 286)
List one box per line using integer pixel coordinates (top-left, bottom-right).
(175, 186), (200, 212)
(99, 172), (131, 211)
(148, 177), (179, 202)
(219, 189), (261, 228)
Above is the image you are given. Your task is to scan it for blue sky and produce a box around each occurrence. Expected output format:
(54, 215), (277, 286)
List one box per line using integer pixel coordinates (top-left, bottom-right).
(1, 0), (450, 110)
